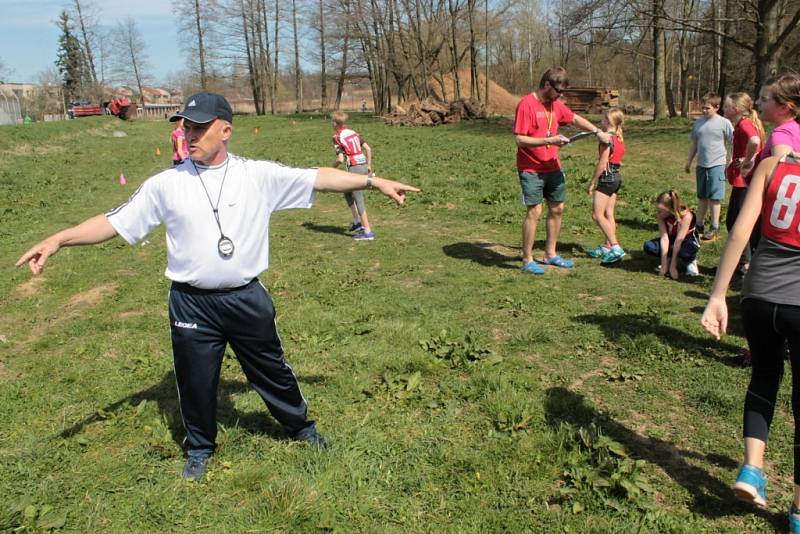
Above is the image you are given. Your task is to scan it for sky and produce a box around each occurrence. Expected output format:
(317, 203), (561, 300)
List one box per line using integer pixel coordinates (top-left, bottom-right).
(0, 0), (182, 85)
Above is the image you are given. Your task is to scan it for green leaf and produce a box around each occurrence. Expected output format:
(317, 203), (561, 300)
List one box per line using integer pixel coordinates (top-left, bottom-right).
(36, 509), (67, 530)
(405, 371), (422, 391)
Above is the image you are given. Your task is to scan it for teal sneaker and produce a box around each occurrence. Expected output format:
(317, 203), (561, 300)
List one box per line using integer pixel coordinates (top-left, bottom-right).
(586, 245), (609, 258)
(601, 246), (626, 264)
(733, 465), (767, 508)
(790, 505), (800, 533)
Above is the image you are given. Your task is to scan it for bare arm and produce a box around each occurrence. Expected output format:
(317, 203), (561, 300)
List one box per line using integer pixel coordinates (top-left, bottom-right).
(572, 114), (612, 144)
(772, 144), (794, 159)
(332, 153), (345, 168)
(587, 143), (611, 194)
(668, 212), (693, 277)
(15, 214), (118, 275)
(684, 141), (697, 173)
(514, 134), (569, 148)
(314, 167), (420, 205)
(657, 218), (669, 276)
(702, 157), (779, 339)
(363, 142), (373, 172)
(739, 136), (761, 175)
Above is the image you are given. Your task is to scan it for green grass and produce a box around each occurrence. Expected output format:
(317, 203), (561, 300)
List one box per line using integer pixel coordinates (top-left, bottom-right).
(0, 113), (788, 532)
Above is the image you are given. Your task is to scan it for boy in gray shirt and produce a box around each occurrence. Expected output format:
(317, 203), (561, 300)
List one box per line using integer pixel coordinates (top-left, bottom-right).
(684, 92), (733, 241)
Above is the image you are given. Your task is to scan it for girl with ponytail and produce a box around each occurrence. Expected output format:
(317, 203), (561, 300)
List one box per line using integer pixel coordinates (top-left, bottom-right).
(723, 92), (764, 273)
(643, 190), (700, 279)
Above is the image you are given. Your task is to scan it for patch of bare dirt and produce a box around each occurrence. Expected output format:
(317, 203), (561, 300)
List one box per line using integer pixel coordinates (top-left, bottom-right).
(13, 276), (47, 298)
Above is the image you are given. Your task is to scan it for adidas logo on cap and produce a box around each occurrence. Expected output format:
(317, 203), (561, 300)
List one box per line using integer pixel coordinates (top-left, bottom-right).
(188, 100), (196, 107)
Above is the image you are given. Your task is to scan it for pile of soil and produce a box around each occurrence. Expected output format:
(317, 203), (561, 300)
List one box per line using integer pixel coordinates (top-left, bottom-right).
(382, 97), (489, 126)
(430, 68), (520, 115)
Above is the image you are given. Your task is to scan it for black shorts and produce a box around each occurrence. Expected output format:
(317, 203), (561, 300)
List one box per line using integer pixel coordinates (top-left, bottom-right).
(596, 169), (621, 196)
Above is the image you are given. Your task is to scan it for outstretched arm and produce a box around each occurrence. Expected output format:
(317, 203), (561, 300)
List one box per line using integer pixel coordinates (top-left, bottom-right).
(701, 157), (778, 339)
(572, 114), (612, 144)
(314, 167), (420, 205)
(15, 214), (118, 275)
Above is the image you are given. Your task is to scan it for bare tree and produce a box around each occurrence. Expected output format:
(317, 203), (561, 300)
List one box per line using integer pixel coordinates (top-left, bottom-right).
(70, 0), (100, 85)
(292, 0), (303, 112)
(110, 17), (151, 107)
(173, 0), (220, 91)
(318, 0), (328, 111)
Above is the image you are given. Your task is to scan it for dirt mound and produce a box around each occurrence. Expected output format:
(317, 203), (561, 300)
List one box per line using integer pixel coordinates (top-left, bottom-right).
(429, 69), (520, 115)
(383, 97), (489, 126)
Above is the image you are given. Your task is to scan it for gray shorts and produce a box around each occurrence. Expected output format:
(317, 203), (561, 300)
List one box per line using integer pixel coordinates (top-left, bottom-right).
(345, 163), (369, 214)
(696, 165), (726, 201)
(519, 170), (566, 206)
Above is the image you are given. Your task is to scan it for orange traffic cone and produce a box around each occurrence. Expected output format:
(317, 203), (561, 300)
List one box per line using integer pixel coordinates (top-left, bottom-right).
(119, 173), (127, 185)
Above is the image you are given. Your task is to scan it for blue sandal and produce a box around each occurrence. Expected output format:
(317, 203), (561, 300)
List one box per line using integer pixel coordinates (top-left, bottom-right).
(542, 255), (574, 269)
(521, 260), (545, 275)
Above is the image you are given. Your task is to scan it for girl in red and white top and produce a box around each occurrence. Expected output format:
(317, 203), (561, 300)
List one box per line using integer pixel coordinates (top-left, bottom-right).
(722, 93), (764, 273)
(586, 108), (627, 264)
(702, 155), (800, 528)
(643, 190), (700, 279)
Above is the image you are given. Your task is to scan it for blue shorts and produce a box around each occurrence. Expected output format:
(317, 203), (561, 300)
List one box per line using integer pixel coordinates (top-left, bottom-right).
(696, 165), (726, 201)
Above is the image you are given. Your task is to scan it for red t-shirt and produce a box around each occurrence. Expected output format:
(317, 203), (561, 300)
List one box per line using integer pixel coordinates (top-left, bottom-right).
(332, 127), (368, 167)
(514, 93), (574, 173)
(604, 134), (625, 165)
(727, 118), (761, 188)
(762, 159), (800, 248)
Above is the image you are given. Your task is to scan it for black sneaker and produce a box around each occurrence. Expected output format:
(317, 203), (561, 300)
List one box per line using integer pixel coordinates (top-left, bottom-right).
(182, 454), (211, 481)
(293, 426), (329, 449)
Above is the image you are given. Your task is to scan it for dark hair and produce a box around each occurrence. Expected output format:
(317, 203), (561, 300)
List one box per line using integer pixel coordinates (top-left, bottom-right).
(539, 67), (569, 90)
(764, 72), (800, 123)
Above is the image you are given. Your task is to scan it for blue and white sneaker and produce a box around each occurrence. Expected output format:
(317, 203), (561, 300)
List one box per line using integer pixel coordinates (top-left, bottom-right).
(521, 260), (545, 275)
(353, 231), (374, 241)
(601, 246), (626, 264)
(790, 505), (800, 533)
(733, 465), (767, 508)
(348, 221), (364, 233)
(586, 245), (610, 258)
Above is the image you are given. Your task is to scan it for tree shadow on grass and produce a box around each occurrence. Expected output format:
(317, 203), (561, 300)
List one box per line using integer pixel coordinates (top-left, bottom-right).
(442, 241), (585, 270)
(574, 312), (745, 368)
(442, 242), (519, 269)
(607, 249), (708, 285)
(301, 222), (349, 236)
(57, 370), (328, 448)
(544, 387), (783, 527)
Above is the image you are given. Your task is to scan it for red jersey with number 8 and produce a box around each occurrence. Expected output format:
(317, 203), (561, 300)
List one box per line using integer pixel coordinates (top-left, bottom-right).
(762, 159), (800, 248)
(333, 128), (368, 167)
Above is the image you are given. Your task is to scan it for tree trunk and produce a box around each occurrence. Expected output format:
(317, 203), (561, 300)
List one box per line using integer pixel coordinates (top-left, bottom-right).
(242, 0), (262, 115)
(652, 0), (668, 119)
(484, 0), (489, 105)
(292, 0), (303, 113)
(73, 0), (97, 84)
(335, 14), (350, 110)
(194, 0), (207, 90)
(272, 0), (280, 113)
(319, 0), (327, 111)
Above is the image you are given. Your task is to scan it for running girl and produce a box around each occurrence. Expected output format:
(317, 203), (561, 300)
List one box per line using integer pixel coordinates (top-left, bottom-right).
(643, 191), (700, 279)
(586, 108), (626, 264)
(701, 155), (800, 530)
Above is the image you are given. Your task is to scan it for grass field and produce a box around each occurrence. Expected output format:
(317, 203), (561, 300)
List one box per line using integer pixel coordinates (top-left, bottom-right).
(0, 113), (790, 532)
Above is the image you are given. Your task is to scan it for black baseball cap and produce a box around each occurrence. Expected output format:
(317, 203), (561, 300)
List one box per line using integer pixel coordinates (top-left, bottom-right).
(170, 92), (233, 124)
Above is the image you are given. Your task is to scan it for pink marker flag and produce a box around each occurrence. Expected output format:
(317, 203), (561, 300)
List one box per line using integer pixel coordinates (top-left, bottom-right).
(119, 173), (127, 185)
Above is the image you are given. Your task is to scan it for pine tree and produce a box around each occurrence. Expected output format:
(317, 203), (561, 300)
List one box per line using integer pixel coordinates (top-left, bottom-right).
(55, 10), (88, 104)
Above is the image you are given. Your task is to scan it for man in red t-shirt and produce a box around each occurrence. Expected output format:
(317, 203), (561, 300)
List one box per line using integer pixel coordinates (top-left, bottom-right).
(514, 67), (611, 274)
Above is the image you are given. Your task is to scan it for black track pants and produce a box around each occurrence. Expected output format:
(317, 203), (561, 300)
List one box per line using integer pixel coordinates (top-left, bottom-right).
(168, 279), (313, 456)
(742, 298), (800, 483)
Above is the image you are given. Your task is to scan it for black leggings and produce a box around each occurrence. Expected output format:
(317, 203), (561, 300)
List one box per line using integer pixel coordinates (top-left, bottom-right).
(726, 187), (751, 266)
(742, 298), (800, 483)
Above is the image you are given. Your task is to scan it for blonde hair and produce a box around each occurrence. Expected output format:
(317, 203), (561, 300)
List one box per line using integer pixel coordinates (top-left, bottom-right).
(604, 107), (625, 142)
(331, 110), (348, 126)
(656, 190), (688, 220)
(726, 92), (766, 142)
